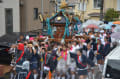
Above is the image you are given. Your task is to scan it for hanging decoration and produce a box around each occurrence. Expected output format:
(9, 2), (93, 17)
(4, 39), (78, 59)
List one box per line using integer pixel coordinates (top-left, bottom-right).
(46, 18), (54, 38)
(73, 16), (81, 31)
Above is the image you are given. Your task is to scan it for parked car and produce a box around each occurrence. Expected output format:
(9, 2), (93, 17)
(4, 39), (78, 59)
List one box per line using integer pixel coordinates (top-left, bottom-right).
(103, 46), (120, 79)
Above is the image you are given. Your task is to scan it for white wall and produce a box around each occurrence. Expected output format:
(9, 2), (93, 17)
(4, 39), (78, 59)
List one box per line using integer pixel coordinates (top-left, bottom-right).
(0, 0), (20, 36)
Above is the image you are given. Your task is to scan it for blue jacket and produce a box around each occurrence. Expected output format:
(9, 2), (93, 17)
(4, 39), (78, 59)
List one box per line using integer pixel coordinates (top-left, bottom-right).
(86, 49), (94, 61)
(97, 44), (104, 55)
(103, 42), (110, 56)
(70, 53), (94, 69)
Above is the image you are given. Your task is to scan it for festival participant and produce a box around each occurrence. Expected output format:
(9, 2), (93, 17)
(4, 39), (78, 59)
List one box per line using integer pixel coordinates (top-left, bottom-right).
(71, 41), (80, 53)
(72, 36), (77, 41)
(106, 33), (111, 43)
(80, 38), (87, 52)
(90, 38), (97, 51)
(42, 47), (53, 79)
(70, 49), (95, 79)
(99, 30), (106, 45)
(46, 44), (58, 79)
(96, 39), (104, 72)
(39, 33), (44, 38)
(29, 46), (39, 79)
(17, 35), (25, 43)
(82, 28), (87, 35)
(86, 44), (94, 61)
(86, 44), (95, 79)
(67, 42), (76, 79)
(23, 43), (39, 79)
(15, 43), (25, 73)
(33, 37), (39, 46)
(56, 45), (70, 79)
(103, 37), (111, 58)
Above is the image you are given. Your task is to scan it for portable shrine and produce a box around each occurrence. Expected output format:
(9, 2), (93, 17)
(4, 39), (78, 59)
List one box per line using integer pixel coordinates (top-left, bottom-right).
(46, 10), (72, 42)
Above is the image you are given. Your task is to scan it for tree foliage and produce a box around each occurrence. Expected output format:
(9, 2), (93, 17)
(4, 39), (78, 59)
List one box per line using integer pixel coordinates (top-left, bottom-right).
(104, 8), (119, 21)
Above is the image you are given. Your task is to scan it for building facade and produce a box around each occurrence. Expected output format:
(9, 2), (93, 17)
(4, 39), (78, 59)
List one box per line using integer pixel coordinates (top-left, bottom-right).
(20, 0), (55, 32)
(57, 0), (120, 21)
(74, 0), (120, 21)
(0, 0), (20, 36)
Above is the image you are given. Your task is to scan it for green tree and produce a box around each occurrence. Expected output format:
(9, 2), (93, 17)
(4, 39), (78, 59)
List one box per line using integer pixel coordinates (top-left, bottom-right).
(104, 8), (119, 21)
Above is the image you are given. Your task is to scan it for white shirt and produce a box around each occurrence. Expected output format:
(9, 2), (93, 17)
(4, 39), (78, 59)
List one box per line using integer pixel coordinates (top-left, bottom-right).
(100, 34), (105, 45)
(87, 50), (90, 58)
(79, 56), (82, 62)
(71, 45), (80, 53)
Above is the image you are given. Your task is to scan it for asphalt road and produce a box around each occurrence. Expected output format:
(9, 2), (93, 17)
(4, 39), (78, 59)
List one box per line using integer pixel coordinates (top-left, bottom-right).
(1, 65), (103, 79)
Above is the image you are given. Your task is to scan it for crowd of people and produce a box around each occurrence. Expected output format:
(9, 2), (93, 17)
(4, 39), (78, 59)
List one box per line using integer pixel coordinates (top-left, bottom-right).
(8, 27), (118, 79)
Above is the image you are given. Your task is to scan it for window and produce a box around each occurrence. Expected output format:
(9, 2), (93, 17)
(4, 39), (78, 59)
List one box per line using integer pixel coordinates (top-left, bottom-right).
(66, 0), (68, 3)
(78, 2), (86, 11)
(34, 8), (38, 20)
(117, 0), (120, 11)
(93, 0), (101, 9)
(57, 0), (61, 4)
(5, 8), (13, 33)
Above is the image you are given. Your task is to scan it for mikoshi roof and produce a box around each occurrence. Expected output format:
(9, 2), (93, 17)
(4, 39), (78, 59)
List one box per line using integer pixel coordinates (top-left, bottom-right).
(48, 9), (70, 26)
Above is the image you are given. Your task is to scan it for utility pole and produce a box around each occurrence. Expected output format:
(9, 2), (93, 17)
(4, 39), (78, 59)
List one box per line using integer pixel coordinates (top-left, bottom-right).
(100, 0), (104, 21)
(41, 0), (43, 15)
(55, 2), (58, 13)
(40, 0), (43, 78)
(54, 0), (58, 13)
(41, 0), (44, 30)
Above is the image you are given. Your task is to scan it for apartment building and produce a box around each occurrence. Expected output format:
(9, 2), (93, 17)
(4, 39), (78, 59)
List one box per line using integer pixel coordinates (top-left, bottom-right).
(0, 0), (55, 36)
(20, 0), (55, 32)
(76, 0), (120, 21)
